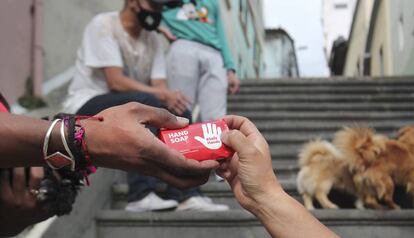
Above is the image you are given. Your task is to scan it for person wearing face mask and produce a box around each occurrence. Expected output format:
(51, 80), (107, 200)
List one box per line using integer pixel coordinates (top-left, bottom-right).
(63, 0), (229, 213)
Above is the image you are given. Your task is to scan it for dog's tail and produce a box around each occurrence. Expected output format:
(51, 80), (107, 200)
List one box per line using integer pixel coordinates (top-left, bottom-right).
(298, 139), (342, 167)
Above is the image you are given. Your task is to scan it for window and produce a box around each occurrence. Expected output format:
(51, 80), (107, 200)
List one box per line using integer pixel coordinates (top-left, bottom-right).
(379, 46), (385, 76)
(334, 3), (348, 9)
(225, 0), (231, 9)
(356, 59), (361, 76)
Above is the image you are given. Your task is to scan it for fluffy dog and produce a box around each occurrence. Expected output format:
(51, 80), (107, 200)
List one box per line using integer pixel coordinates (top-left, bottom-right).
(334, 127), (408, 209)
(397, 126), (414, 194)
(297, 139), (359, 210)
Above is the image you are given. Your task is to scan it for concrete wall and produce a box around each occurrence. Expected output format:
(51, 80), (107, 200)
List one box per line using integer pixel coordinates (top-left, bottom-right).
(322, 0), (357, 59)
(344, 0), (374, 76)
(43, 0), (263, 85)
(345, 0), (414, 77)
(43, 0), (122, 82)
(263, 30), (299, 78)
(0, 0), (33, 104)
(219, 0), (266, 80)
(388, 0), (414, 75)
(369, 0), (393, 76)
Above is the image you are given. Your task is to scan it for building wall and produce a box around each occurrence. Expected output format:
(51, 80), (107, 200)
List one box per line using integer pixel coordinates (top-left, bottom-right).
(369, 0), (393, 76)
(322, 0), (357, 59)
(0, 0), (33, 104)
(344, 0), (374, 76)
(263, 30), (299, 79)
(42, 0), (264, 87)
(219, 0), (265, 80)
(345, 0), (414, 77)
(43, 0), (122, 82)
(388, 0), (414, 75)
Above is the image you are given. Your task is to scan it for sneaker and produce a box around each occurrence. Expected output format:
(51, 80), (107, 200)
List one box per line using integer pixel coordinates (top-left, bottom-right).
(125, 192), (178, 212)
(215, 174), (225, 182)
(175, 196), (230, 212)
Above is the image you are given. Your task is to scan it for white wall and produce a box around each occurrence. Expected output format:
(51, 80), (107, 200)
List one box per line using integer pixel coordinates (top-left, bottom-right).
(43, 0), (122, 82)
(0, 0), (33, 104)
(388, 0), (414, 75)
(344, 0), (374, 76)
(322, 0), (357, 58)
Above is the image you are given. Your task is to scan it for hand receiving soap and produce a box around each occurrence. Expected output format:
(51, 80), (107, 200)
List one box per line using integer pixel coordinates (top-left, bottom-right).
(159, 120), (234, 161)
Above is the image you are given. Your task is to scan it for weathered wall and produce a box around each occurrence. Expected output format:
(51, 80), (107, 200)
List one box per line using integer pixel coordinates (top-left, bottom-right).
(344, 0), (374, 76)
(219, 0), (265, 80)
(263, 31), (299, 78)
(43, 0), (122, 82)
(0, 0), (33, 104)
(369, 0), (393, 76)
(322, 0), (357, 58)
(388, 0), (414, 75)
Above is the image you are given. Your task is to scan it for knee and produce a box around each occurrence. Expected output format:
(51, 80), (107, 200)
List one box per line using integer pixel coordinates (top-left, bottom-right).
(125, 92), (163, 108)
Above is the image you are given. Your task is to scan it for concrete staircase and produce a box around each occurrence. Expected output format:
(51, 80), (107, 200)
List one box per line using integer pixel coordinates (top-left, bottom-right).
(96, 77), (414, 238)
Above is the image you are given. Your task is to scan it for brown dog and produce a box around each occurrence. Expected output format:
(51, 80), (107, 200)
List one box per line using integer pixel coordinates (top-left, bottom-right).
(397, 126), (414, 194)
(334, 127), (411, 209)
(297, 139), (361, 210)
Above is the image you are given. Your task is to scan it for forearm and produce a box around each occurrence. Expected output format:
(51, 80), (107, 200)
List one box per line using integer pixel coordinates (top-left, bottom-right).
(254, 191), (339, 238)
(109, 75), (157, 94)
(0, 113), (64, 168)
(151, 79), (168, 89)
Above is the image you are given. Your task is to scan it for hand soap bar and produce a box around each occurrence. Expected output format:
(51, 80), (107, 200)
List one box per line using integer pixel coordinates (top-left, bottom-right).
(160, 120), (234, 161)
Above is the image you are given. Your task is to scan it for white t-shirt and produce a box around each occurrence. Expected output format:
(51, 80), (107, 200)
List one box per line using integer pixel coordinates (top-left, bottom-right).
(63, 12), (166, 113)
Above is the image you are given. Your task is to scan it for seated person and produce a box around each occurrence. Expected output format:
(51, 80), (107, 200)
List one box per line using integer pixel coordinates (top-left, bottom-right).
(63, 0), (228, 212)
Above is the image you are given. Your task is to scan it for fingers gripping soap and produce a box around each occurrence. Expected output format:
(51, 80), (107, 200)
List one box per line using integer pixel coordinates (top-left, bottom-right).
(159, 120), (234, 161)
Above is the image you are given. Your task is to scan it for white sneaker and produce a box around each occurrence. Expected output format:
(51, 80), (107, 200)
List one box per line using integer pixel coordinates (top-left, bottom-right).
(175, 196), (230, 212)
(125, 192), (178, 212)
(215, 174), (225, 182)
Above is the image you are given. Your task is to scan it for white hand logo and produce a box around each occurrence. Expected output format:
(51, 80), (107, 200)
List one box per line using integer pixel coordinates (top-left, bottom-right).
(194, 123), (223, 150)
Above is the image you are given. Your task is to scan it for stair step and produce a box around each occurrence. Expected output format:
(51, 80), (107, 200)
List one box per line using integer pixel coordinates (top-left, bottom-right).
(262, 129), (398, 140)
(95, 210), (414, 238)
(237, 86), (414, 95)
(98, 78), (414, 238)
(231, 111), (414, 122)
(255, 121), (407, 132)
(229, 94), (414, 103)
(228, 102), (414, 112)
(111, 178), (299, 210)
(240, 78), (414, 87)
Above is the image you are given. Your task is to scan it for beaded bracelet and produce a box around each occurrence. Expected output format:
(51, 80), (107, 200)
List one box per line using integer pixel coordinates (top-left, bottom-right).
(54, 114), (103, 185)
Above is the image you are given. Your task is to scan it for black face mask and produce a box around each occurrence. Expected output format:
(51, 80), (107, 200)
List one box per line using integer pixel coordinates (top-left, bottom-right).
(137, 9), (162, 31)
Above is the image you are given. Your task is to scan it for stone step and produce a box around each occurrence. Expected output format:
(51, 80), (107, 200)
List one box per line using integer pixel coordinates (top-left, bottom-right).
(255, 121), (407, 133)
(240, 78), (414, 87)
(228, 102), (414, 112)
(237, 86), (414, 95)
(228, 94), (414, 103)
(262, 128), (397, 139)
(95, 209), (414, 238)
(111, 177), (299, 211)
(231, 111), (414, 122)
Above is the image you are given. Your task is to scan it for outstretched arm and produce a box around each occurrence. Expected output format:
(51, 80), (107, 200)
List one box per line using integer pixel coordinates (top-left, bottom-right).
(217, 116), (339, 238)
(0, 103), (219, 189)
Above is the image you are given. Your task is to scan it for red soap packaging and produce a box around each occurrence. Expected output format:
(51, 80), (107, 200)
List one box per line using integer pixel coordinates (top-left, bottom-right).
(159, 119), (234, 161)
